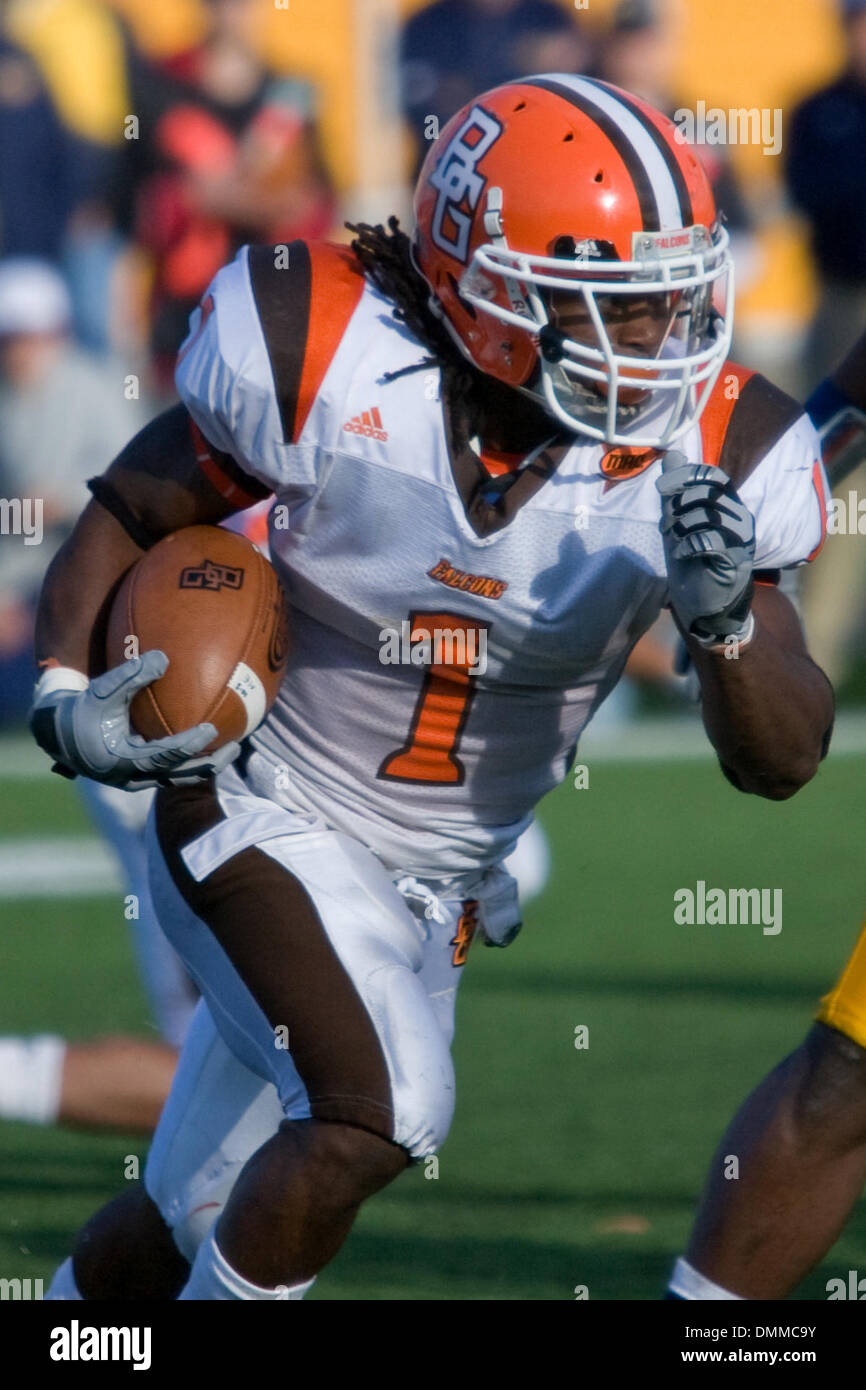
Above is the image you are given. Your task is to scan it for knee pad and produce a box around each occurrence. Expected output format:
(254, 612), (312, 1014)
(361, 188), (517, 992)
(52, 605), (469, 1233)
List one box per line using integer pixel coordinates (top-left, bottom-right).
(145, 1002), (285, 1264)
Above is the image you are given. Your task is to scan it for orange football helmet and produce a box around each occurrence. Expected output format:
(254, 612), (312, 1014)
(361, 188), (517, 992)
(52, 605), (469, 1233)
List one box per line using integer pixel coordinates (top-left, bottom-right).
(412, 74), (733, 447)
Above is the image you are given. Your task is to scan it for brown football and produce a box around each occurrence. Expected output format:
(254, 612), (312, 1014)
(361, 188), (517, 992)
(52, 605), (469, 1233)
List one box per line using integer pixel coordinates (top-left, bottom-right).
(106, 525), (290, 751)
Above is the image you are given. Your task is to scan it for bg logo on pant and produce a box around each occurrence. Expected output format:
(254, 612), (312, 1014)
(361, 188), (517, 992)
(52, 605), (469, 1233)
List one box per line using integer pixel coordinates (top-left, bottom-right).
(50, 1321), (152, 1371)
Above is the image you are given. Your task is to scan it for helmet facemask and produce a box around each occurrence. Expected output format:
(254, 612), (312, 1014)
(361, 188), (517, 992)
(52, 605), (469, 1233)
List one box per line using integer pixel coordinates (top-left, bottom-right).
(453, 199), (734, 448)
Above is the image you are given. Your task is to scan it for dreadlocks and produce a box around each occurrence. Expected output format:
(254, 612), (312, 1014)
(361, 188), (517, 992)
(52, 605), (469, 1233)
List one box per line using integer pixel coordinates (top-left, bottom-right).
(346, 216), (483, 436)
(346, 216), (561, 459)
(347, 217), (451, 362)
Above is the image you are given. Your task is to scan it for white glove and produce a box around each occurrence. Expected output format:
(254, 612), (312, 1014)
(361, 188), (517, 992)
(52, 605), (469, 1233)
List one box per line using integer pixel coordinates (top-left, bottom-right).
(656, 451), (756, 648)
(29, 650), (240, 789)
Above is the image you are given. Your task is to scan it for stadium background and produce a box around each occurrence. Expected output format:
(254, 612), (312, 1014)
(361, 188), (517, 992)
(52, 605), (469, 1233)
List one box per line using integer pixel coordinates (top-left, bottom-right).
(7, 0), (847, 343)
(1, 0), (865, 1300)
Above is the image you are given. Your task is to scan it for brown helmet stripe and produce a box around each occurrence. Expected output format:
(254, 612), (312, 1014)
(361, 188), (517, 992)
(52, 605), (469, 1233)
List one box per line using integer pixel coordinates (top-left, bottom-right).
(584, 77), (693, 227)
(523, 75), (662, 232)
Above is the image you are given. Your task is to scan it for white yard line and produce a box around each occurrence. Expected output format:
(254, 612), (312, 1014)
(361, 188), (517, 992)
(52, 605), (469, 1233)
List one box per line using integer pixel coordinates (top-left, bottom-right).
(0, 837), (121, 899)
(0, 737), (56, 779)
(579, 711), (866, 761)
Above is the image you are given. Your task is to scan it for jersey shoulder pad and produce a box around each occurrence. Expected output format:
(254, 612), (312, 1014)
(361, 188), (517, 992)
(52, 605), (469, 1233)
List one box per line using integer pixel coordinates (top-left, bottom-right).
(699, 360), (803, 487)
(247, 240), (366, 445)
(704, 362), (828, 569)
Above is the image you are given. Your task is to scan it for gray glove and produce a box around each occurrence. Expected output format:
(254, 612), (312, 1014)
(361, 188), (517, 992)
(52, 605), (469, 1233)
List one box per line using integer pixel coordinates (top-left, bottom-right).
(656, 450), (756, 645)
(29, 649), (241, 789)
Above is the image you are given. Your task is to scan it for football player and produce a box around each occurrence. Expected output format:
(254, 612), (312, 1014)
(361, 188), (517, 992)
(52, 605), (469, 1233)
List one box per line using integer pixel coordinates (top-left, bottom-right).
(31, 76), (833, 1300)
(0, 495), (550, 1136)
(668, 333), (866, 1302)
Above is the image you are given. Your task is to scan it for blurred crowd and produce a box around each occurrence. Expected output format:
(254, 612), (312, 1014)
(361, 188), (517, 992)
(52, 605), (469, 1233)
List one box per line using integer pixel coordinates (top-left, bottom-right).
(1, 0), (865, 725)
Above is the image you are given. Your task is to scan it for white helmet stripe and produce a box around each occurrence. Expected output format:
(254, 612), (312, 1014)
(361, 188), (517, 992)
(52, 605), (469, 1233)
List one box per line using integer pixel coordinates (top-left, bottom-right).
(584, 77), (694, 227)
(534, 72), (686, 231)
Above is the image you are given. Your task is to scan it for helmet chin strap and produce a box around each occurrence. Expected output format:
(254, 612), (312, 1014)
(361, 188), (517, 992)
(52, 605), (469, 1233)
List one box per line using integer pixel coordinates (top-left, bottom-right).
(520, 360), (643, 431)
(521, 290), (643, 431)
(545, 356), (644, 419)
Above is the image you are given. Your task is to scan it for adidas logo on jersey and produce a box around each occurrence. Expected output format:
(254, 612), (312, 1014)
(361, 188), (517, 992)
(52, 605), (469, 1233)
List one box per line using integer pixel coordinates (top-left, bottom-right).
(343, 407), (388, 441)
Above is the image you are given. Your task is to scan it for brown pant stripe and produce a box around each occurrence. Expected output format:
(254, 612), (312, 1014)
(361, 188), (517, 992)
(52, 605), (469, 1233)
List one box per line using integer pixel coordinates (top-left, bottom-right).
(154, 782), (396, 1139)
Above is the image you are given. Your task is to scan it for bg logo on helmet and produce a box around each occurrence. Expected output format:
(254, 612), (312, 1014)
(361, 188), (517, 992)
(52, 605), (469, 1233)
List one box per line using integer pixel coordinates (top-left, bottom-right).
(430, 106), (503, 262)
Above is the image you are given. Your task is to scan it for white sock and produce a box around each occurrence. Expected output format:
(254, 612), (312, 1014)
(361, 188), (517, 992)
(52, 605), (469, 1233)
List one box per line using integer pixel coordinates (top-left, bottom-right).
(0, 1036), (66, 1124)
(178, 1231), (316, 1301)
(44, 1256), (83, 1301)
(669, 1256), (743, 1300)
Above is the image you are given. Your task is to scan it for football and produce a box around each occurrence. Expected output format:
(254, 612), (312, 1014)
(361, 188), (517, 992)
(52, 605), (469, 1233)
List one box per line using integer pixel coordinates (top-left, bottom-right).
(105, 524), (290, 751)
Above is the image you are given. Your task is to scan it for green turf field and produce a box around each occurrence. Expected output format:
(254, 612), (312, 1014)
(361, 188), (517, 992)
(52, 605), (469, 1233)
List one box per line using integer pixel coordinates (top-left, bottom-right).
(1, 738), (865, 1300)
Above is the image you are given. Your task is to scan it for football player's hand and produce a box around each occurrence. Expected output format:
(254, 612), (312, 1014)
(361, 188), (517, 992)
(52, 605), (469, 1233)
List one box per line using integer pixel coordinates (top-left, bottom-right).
(656, 450), (756, 648)
(29, 649), (241, 789)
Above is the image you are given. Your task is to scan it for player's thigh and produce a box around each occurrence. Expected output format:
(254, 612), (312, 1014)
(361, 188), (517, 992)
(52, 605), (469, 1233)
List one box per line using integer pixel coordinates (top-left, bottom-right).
(147, 781), (457, 1159)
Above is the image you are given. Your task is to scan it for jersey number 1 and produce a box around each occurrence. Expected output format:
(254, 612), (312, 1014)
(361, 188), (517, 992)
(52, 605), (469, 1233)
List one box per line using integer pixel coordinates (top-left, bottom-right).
(378, 611), (489, 785)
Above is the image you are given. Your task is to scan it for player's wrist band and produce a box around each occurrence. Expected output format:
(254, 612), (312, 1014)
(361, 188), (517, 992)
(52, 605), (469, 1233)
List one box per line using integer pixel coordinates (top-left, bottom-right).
(692, 611), (756, 654)
(29, 668), (89, 782)
(32, 666), (89, 701)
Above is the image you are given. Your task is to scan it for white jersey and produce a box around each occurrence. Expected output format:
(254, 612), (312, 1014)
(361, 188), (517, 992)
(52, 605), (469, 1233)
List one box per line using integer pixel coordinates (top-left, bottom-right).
(176, 241), (827, 877)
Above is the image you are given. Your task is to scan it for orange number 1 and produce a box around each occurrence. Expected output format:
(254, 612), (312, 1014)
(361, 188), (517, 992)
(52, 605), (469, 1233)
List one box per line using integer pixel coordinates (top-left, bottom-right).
(378, 611), (490, 785)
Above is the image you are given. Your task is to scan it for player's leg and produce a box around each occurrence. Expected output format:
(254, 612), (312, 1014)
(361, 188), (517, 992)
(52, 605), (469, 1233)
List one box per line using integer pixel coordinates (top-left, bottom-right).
(0, 1032), (179, 1132)
(56, 1037), (177, 1131)
(56, 1000), (284, 1300)
(202, 1119), (407, 1295)
(671, 920), (866, 1299)
(75, 780), (198, 1051)
(0, 780), (197, 1133)
(58, 1185), (191, 1301)
(148, 781), (459, 1298)
(47, 794), (415, 1302)
(59, 843), (509, 1300)
(208, 868), (500, 1293)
